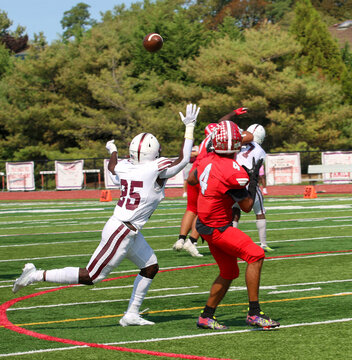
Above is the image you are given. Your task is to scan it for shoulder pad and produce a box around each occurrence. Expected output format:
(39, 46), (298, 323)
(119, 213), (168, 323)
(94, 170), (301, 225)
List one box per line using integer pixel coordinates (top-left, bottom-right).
(157, 157), (173, 171)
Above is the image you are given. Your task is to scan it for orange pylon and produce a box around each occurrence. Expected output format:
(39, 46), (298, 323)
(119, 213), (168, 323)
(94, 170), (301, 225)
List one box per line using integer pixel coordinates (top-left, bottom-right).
(100, 190), (112, 202)
(303, 186), (317, 199)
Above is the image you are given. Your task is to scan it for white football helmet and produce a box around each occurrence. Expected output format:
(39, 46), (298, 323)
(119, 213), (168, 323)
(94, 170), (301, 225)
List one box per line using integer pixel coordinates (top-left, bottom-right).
(247, 124), (266, 145)
(129, 133), (161, 164)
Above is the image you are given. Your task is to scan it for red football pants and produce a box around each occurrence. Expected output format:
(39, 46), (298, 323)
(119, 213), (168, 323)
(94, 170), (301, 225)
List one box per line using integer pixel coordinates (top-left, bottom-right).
(202, 227), (265, 280)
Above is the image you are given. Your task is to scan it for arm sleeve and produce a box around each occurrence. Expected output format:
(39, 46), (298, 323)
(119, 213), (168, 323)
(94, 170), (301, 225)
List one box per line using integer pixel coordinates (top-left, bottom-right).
(159, 138), (193, 179)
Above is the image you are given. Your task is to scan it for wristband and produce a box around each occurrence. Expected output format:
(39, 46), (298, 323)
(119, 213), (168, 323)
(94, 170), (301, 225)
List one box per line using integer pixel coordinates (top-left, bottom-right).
(184, 124), (195, 140)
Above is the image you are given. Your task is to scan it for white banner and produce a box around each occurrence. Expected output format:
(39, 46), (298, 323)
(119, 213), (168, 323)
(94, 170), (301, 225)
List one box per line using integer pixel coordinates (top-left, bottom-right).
(165, 170), (184, 188)
(55, 160), (84, 190)
(6, 162), (35, 191)
(104, 159), (120, 189)
(322, 151), (352, 183)
(266, 153), (301, 185)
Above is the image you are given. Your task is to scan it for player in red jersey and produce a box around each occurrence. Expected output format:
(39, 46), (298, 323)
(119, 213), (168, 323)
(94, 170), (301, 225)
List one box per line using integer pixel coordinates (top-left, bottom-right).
(173, 123), (217, 257)
(173, 107), (252, 257)
(188, 120), (280, 330)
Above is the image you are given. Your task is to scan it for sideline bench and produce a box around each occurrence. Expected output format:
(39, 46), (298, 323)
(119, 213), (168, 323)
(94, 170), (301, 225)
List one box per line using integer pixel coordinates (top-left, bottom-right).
(307, 164), (352, 184)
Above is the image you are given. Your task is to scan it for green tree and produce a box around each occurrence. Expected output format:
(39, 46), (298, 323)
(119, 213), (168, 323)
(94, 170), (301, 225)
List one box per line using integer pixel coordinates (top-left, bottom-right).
(311, 0), (352, 21)
(170, 23), (352, 150)
(0, 10), (12, 35)
(0, 43), (11, 77)
(265, 0), (294, 23)
(290, 0), (346, 80)
(0, 9), (26, 37)
(60, 2), (96, 41)
(0, 1), (351, 162)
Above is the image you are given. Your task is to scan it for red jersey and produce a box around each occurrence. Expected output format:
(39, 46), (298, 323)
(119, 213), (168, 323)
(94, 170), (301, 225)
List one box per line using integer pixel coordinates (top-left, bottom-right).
(189, 134), (212, 173)
(196, 152), (249, 227)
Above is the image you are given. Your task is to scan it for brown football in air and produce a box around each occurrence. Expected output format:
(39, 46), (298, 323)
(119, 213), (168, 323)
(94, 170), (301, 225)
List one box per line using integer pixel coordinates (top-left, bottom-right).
(143, 33), (163, 53)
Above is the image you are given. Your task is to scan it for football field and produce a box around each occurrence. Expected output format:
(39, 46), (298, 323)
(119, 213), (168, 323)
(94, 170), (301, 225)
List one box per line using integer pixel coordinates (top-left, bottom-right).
(0, 195), (351, 359)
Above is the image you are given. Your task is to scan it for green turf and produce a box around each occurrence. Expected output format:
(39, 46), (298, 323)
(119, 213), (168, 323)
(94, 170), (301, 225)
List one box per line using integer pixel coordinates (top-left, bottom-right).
(0, 196), (351, 359)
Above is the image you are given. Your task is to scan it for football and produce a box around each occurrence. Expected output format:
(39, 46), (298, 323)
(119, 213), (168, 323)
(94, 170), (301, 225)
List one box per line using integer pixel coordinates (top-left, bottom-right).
(143, 33), (163, 53)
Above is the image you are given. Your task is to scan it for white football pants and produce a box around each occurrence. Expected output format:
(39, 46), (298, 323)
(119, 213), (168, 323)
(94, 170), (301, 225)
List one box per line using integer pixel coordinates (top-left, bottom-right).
(86, 216), (157, 283)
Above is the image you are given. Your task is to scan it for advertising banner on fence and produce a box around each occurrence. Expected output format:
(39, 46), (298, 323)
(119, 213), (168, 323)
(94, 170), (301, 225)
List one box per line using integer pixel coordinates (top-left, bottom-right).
(6, 162), (35, 191)
(104, 159), (120, 189)
(322, 151), (352, 184)
(55, 160), (84, 190)
(266, 153), (301, 185)
(165, 170), (184, 188)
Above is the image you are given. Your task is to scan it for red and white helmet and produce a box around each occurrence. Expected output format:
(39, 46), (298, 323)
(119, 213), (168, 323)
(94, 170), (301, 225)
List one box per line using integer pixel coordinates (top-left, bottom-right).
(129, 133), (161, 164)
(212, 120), (242, 154)
(204, 123), (218, 137)
(247, 124), (265, 145)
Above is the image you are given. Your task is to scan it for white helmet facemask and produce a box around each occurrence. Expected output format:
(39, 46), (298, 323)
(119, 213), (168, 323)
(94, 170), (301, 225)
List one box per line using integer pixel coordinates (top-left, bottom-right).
(129, 133), (161, 164)
(246, 124), (266, 145)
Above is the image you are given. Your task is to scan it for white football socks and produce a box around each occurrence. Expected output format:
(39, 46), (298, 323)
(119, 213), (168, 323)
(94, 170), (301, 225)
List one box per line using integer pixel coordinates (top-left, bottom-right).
(45, 267), (79, 284)
(125, 274), (152, 315)
(256, 219), (267, 246)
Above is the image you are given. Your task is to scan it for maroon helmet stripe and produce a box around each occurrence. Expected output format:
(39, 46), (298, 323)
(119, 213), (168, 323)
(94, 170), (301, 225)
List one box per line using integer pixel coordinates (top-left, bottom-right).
(87, 224), (126, 274)
(137, 133), (148, 162)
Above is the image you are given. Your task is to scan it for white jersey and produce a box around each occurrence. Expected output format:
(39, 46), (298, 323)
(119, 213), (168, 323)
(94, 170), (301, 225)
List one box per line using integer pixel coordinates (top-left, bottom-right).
(235, 141), (266, 170)
(234, 141), (266, 215)
(110, 157), (172, 230)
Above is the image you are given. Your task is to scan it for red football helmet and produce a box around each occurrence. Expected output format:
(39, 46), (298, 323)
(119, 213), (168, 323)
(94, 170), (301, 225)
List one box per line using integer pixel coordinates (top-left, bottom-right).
(204, 123), (218, 137)
(212, 120), (242, 154)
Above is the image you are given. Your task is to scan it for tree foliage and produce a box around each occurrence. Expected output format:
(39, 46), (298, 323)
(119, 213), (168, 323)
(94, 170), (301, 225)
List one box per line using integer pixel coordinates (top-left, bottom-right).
(60, 2), (96, 41)
(0, 0), (351, 162)
(290, 0), (346, 80)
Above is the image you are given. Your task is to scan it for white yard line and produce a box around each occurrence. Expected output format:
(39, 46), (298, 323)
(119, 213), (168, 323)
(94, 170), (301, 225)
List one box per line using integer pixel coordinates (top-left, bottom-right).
(1, 238), (352, 263)
(1, 234), (351, 249)
(91, 285), (199, 292)
(7, 279), (352, 311)
(268, 287), (321, 294)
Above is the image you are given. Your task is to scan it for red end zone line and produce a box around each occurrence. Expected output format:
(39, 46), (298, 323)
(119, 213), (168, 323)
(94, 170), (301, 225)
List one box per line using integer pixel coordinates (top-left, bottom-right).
(1, 249), (351, 359)
(0, 290), (234, 360)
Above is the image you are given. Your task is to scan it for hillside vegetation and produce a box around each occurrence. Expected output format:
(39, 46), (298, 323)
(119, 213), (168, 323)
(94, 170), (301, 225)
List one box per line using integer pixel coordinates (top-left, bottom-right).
(0, 0), (351, 161)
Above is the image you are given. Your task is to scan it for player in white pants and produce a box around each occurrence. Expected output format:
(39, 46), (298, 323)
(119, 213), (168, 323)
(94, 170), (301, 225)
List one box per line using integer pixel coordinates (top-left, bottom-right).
(232, 124), (274, 252)
(12, 103), (200, 327)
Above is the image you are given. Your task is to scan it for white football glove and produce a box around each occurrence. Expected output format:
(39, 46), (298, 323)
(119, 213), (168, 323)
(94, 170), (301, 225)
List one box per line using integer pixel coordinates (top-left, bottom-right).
(106, 140), (117, 154)
(179, 103), (200, 140)
(179, 103), (200, 126)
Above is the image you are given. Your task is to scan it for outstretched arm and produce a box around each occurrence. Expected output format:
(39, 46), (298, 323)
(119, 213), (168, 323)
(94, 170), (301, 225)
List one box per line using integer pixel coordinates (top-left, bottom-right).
(218, 107), (253, 144)
(159, 104), (200, 179)
(218, 107), (247, 122)
(106, 140), (120, 185)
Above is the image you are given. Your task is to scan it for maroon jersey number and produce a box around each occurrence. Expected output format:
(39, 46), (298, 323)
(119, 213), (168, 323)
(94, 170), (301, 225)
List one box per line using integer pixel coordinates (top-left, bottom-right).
(242, 143), (255, 158)
(117, 179), (143, 210)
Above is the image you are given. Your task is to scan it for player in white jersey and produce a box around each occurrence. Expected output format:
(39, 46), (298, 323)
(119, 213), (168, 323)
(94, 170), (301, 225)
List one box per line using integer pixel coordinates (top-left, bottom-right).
(12, 103), (200, 327)
(232, 124), (274, 252)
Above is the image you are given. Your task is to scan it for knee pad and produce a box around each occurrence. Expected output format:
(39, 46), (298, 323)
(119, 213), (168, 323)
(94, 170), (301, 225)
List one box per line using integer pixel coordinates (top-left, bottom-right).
(140, 263), (159, 279)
